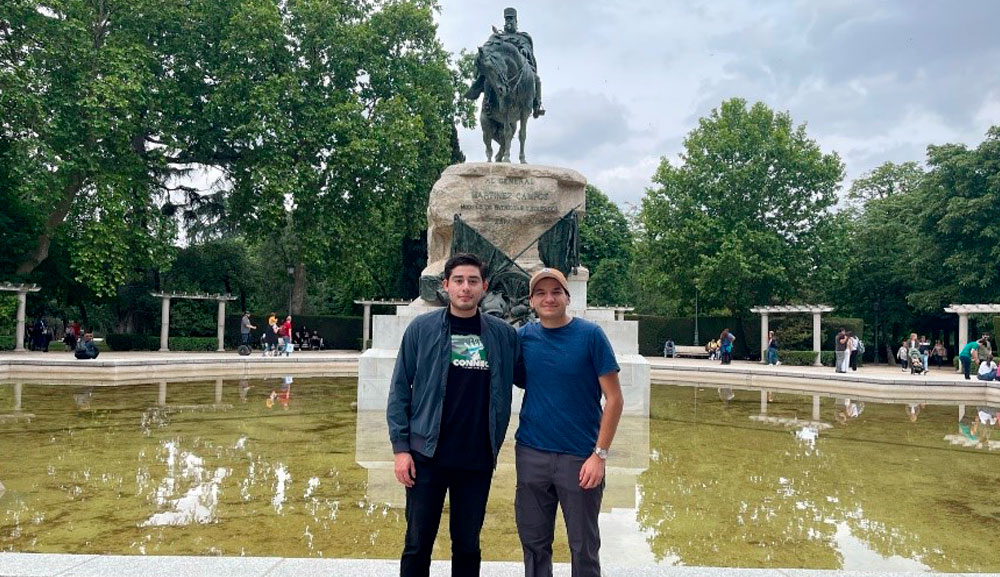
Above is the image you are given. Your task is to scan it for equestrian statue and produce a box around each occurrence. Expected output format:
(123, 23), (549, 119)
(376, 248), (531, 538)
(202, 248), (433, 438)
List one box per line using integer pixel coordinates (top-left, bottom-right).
(465, 7), (545, 163)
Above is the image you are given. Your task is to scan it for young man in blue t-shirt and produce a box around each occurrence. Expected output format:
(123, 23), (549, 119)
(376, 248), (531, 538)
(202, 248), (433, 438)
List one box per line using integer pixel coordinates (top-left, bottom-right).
(514, 268), (624, 577)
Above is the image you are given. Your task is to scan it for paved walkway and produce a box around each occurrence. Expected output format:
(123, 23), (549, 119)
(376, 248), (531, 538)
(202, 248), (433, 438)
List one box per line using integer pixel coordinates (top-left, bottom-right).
(0, 553), (985, 577)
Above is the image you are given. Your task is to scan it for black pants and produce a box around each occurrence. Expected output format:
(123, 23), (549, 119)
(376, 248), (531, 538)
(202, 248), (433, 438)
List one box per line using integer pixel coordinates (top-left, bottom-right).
(849, 350), (858, 371)
(401, 459), (492, 577)
(961, 356), (972, 380)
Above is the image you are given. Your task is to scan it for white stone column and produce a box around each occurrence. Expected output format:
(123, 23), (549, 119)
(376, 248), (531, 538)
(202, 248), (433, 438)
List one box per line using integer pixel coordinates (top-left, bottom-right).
(14, 291), (27, 352)
(158, 381), (167, 406)
(13, 382), (22, 411)
(216, 300), (226, 352)
(812, 395), (821, 421)
(812, 312), (823, 367)
(958, 313), (969, 352)
(760, 390), (768, 415)
(362, 303), (372, 351)
(159, 297), (171, 352)
(760, 313), (769, 364)
(215, 378), (224, 404)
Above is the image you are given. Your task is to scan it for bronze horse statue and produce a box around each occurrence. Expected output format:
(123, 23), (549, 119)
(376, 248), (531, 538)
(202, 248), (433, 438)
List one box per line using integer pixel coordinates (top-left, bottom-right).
(475, 42), (536, 163)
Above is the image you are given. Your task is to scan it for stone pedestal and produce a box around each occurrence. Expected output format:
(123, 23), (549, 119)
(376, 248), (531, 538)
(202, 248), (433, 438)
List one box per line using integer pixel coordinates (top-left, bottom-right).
(421, 162), (586, 279)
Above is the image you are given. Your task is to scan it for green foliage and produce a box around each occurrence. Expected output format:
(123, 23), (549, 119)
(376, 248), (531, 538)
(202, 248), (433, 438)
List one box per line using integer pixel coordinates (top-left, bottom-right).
(778, 351), (836, 366)
(0, 336), (14, 351)
(635, 98), (845, 317)
(0, 296), (16, 334)
(580, 185), (633, 306)
(848, 161), (924, 204)
(105, 334), (218, 351)
(0, 0), (177, 294)
(169, 337), (219, 351)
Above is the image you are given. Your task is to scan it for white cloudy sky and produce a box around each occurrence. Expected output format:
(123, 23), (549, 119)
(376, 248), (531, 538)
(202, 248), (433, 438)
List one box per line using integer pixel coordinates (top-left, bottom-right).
(435, 0), (1000, 207)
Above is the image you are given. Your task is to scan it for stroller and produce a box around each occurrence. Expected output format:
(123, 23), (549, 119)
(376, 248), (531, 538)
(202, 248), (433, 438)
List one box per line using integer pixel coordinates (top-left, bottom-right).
(908, 346), (925, 374)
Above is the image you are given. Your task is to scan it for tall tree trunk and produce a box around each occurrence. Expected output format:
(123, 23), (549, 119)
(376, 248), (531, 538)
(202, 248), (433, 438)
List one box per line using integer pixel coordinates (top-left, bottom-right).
(15, 173), (84, 275)
(291, 262), (307, 314)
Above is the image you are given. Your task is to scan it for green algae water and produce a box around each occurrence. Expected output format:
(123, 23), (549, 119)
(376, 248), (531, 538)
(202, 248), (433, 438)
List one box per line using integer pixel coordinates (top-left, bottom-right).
(0, 378), (997, 570)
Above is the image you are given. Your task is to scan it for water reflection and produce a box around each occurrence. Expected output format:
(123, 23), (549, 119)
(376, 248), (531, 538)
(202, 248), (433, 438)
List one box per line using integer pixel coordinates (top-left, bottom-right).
(0, 378), (997, 569)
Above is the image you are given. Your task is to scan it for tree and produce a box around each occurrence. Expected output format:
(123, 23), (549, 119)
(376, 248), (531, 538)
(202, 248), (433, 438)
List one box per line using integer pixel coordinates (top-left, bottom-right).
(635, 98), (845, 317)
(907, 127), (1000, 310)
(579, 185), (633, 306)
(848, 161), (924, 204)
(0, 0), (179, 295)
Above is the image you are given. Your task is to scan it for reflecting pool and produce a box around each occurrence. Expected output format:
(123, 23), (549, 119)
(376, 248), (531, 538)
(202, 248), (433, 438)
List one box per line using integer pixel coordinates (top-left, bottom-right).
(0, 378), (997, 570)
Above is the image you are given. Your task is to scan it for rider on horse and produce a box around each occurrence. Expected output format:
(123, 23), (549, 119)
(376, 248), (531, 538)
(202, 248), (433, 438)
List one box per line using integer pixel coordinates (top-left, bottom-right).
(466, 7), (545, 118)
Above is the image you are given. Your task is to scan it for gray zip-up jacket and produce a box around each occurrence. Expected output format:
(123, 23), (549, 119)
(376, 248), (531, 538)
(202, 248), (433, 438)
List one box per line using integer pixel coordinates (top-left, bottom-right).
(387, 307), (519, 465)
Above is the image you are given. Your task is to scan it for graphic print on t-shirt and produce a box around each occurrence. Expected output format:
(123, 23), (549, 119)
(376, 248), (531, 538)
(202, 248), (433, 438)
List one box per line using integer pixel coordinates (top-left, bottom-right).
(451, 334), (490, 370)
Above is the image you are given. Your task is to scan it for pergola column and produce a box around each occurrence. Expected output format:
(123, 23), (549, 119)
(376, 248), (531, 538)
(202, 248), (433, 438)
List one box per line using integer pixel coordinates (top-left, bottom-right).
(215, 378), (224, 404)
(362, 303), (372, 351)
(812, 312), (823, 367)
(14, 292), (27, 352)
(159, 296), (171, 352)
(759, 313), (769, 363)
(216, 299), (226, 352)
(958, 312), (969, 352)
(812, 395), (821, 421)
(13, 383), (22, 411)
(158, 381), (167, 406)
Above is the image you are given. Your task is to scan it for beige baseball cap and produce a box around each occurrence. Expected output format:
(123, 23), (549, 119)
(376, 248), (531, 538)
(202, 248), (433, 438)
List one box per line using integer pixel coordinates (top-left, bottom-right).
(529, 268), (570, 294)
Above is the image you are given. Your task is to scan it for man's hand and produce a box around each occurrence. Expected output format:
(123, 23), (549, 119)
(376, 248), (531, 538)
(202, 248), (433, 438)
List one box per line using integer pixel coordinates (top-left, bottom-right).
(394, 452), (416, 487)
(578, 454), (605, 490)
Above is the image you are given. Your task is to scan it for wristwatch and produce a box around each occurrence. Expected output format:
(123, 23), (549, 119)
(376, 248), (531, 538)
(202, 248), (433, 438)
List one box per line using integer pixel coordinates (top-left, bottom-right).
(594, 447), (609, 460)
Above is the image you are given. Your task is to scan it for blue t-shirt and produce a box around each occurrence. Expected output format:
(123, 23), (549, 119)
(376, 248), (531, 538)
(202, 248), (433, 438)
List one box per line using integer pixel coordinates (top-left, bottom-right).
(516, 317), (620, 458)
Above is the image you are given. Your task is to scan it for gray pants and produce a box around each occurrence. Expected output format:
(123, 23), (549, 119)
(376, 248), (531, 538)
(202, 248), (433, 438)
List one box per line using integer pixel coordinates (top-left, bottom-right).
(514, 444), (603, 577)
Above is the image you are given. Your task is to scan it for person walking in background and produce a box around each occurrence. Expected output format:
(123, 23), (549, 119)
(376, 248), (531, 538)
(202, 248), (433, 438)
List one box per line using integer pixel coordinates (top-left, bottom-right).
(959, 338), (983, 380)
(387, 253), (519, 577)
(719, 329), (735, 365)
(918, 335), (931, 375)
(847, 331), (859, 371)
(240, 312), (257, 348)
(515, 267), (623, 577)
(897, 339), (909, 372)
(834, 329), (848, 373)
(280, 315), (293, 356)
(931, 339), (947, 368)
(766, 330), (780, 365)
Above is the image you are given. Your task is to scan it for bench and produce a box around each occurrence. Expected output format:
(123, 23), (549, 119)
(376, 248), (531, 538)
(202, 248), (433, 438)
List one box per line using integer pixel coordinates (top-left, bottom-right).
(670, 345), (710, 358)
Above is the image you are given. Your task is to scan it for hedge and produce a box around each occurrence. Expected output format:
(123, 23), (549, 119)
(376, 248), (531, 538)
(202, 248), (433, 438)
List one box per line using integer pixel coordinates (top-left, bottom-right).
(0, 336), (13, 351)
(106, 334), (159, 351)
(106, 334), (218, 351)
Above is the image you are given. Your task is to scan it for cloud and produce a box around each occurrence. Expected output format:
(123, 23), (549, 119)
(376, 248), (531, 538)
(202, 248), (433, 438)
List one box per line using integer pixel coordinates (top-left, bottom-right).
(439, 0), (1000, 207)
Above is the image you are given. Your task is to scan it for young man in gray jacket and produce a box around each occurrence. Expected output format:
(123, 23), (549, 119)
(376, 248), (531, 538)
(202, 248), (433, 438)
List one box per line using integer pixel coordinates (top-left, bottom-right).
(387, 253), (519, 577)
